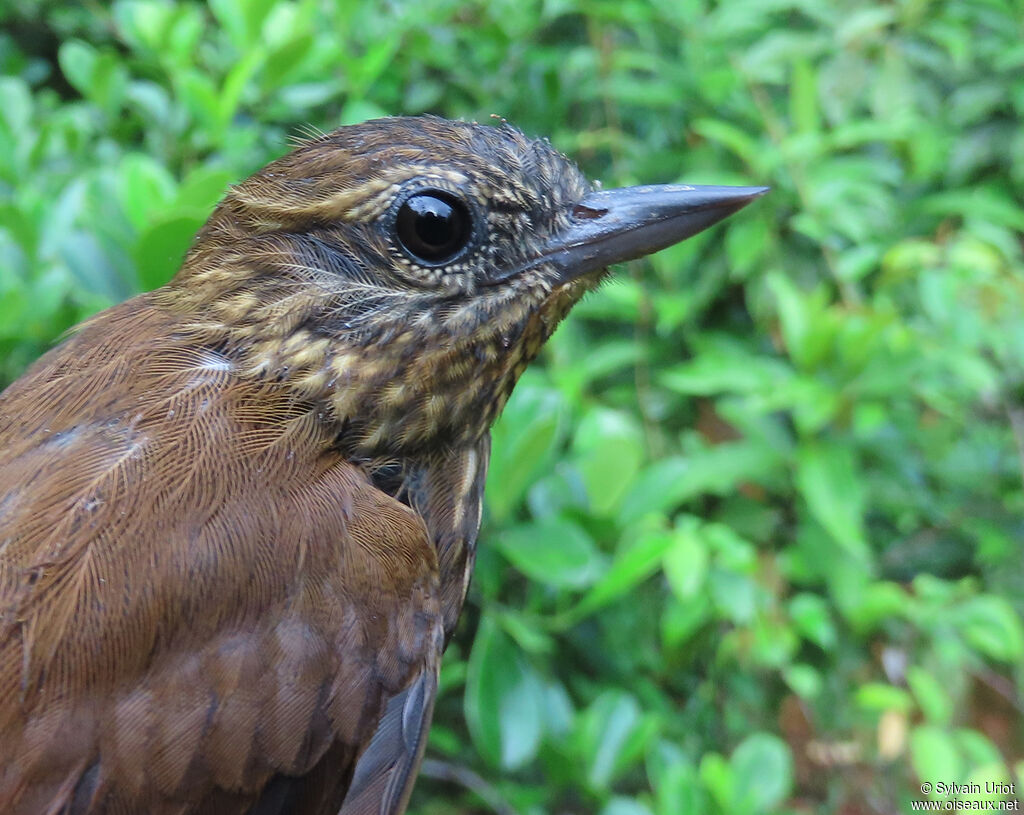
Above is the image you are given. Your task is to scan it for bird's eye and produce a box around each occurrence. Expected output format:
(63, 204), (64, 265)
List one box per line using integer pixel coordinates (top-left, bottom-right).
(395, 190), (472, 265)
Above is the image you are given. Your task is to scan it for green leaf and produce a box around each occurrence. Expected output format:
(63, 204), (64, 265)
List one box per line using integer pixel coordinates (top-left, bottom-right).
(907, 666), (953, 725)
(264, 33), (316, 87)
(837, 6), (896, 44)
(751, 616), (799, 668)
(783, 664), (823, 699)
(725, 214), (770, 278)
(58, 40), (97, 96)
(0, 77), (32, 140)
(767, 272), (812, 367)
(162, 4), (204, 65)
(174, 168), (233, 212)
(218, 48), (264, 130)
(114, 1), (177, 52)
(59, 232), (127, 303)
(464, 616), (544, 770)
(0, 203), (37, 257)
(497, 610), (554, 655)
(955, 596), (1024, 662)
(88, 52), (129, 112)
(856, 683), (913, 713)
(660, 342), (793, 396)
(575, 691), (648, 789)
(566, 529), (675, 623)
(621, 440), (780, 524)
(494, 517), (604, 589)
(700, 753), (736, 811)
(797, 440), (870, 563)
(661, 595), (711, 650)
(841, 580), (908, 631)
(789, 58), (820, 134)
(653, 754), (705, 815)
(210, 0), (280, 48)
(662, 517), (708, 600)
(788, 592), (837, 649)
(921, 187), (1024, 232)
(133, 214), (205, 290)
(573, 407), (645, 515)
(911, 726), (962, 788)
(955, 729), (1003, 773)
(339, 99), (390, 126)
(117, 154), (177, 232)
(692, 118), (762, 168)
(601, 799), (655, 815)
(178, 70), (221, 130)
(708, 568), (758, 624)
(553, 338), (642, 400)
(965, 763), (1012, 801)
(730, 733), (793, 813)
(486, 377), (565, 522)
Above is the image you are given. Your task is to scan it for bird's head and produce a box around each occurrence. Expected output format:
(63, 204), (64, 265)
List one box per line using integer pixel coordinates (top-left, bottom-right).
(162, 116), (765, 456)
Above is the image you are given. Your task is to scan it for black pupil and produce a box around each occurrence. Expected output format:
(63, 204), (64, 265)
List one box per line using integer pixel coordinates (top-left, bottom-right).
(396, 191), (470, 264)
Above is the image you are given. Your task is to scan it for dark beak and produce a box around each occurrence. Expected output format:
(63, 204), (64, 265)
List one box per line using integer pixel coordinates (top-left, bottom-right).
(537, 184), (769, 281)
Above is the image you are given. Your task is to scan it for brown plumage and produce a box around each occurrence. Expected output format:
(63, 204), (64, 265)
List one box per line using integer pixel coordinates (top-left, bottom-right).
(0, 116), (765, 814)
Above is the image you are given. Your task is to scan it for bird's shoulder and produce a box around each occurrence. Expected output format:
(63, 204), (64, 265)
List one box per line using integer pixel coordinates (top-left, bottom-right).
(0, 296), (443, 814)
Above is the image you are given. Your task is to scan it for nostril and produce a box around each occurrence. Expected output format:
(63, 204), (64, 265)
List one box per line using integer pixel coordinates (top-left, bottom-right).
(572, 204), (607, 220)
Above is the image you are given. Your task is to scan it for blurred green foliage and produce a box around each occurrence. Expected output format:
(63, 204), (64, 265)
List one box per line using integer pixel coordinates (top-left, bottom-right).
(3, 0), (1024, 812)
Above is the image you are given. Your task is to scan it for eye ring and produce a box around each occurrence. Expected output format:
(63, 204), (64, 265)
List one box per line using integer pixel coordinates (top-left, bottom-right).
(391, 188), (475, 267)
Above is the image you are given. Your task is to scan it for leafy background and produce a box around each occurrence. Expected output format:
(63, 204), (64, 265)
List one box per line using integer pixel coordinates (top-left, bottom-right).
(2, 0), (1024, 812)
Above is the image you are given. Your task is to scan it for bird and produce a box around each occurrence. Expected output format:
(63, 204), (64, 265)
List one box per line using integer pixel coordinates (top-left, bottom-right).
(0, 115), (766, 814)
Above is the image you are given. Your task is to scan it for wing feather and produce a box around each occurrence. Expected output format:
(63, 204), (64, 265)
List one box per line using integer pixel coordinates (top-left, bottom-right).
(339, 668), (437, 815)
(336, 438), (492, 815)
(0, 297), (445, 815)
